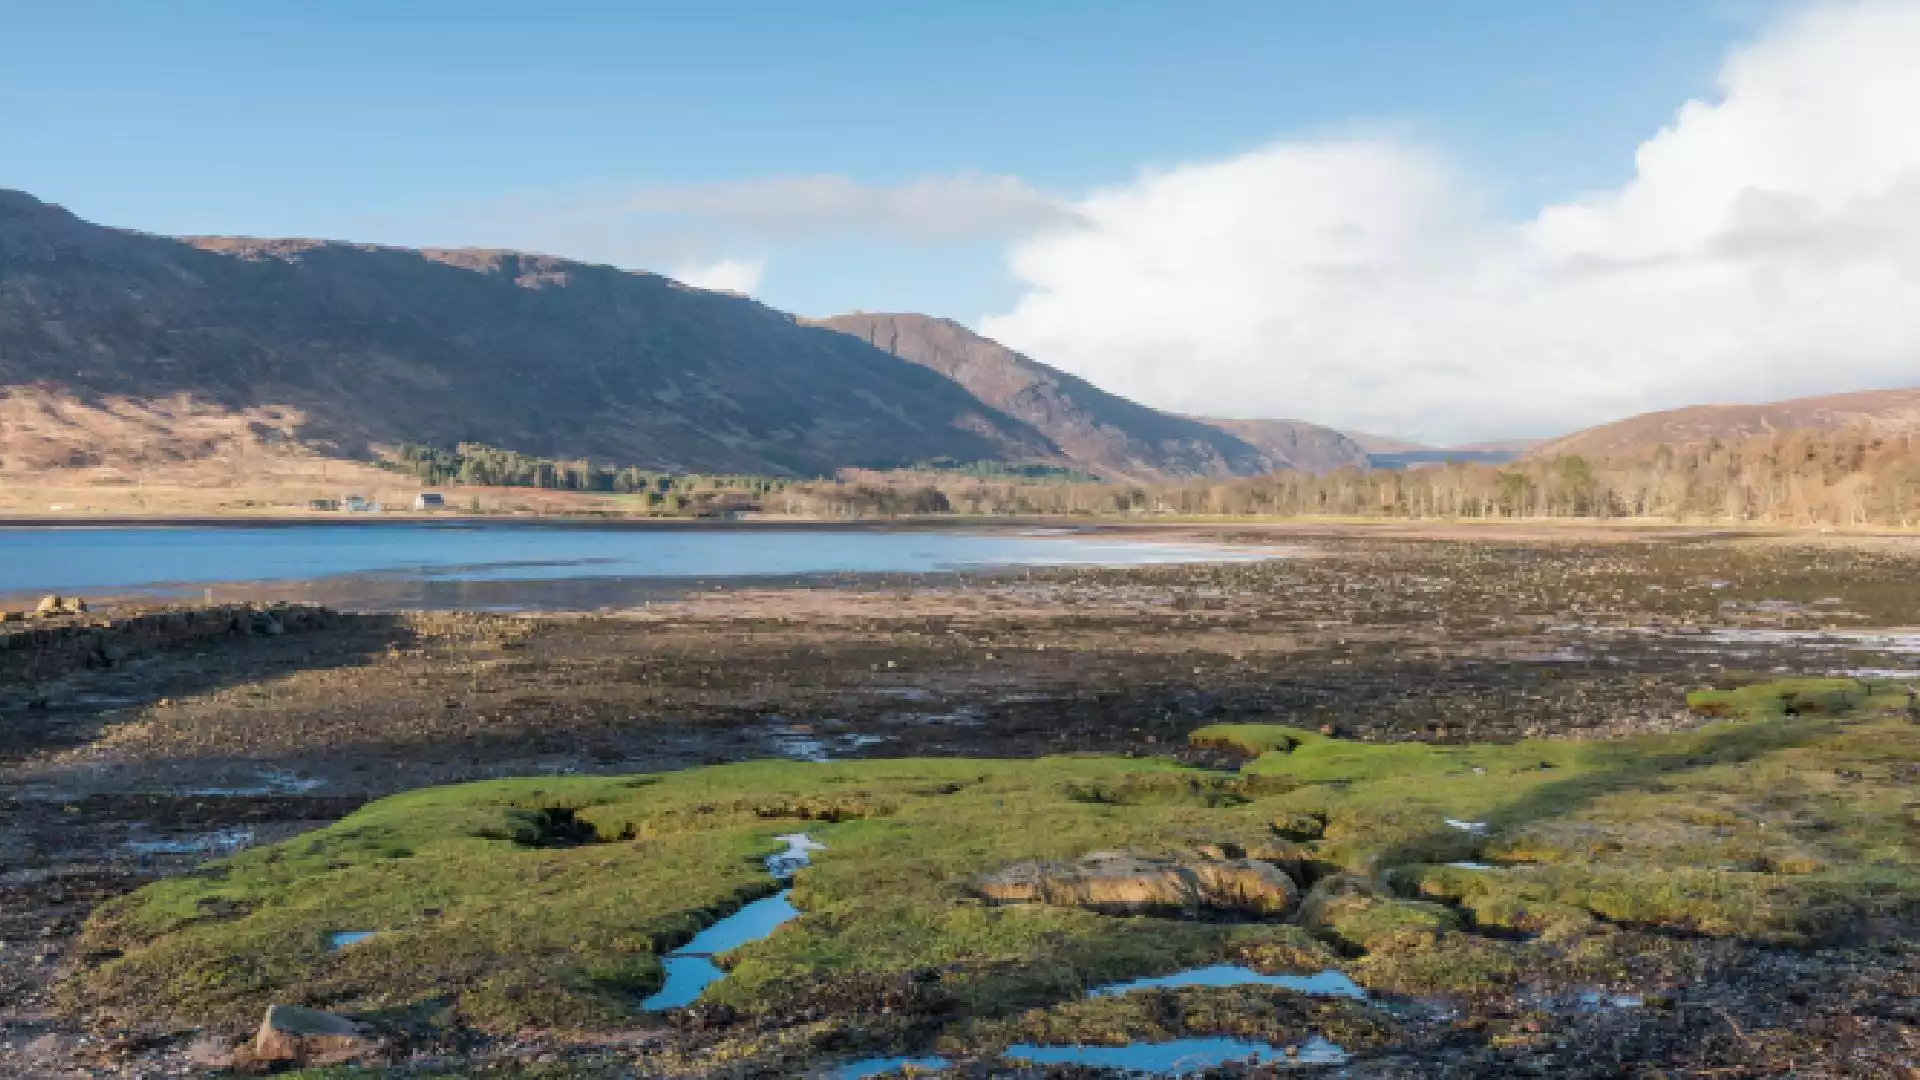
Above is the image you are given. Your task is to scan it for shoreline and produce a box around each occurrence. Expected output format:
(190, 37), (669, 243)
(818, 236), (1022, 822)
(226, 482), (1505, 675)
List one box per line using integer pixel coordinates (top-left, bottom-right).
(0, 511), (1819, 537)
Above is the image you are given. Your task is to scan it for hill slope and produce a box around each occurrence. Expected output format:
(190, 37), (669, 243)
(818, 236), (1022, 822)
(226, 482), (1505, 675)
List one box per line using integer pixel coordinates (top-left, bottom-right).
(0, 191), (1060, 477)
(1187, 417), (1368, 473)
(1531, 388), (1920, 459)
(813, 313), (1356, 480)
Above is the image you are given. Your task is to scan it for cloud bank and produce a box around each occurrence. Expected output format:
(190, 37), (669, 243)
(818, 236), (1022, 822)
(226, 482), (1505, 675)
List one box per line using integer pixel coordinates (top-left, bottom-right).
(980, 0), (1920, 444)
(628, 172), (1072, 244)
(670, 256), (766, 295)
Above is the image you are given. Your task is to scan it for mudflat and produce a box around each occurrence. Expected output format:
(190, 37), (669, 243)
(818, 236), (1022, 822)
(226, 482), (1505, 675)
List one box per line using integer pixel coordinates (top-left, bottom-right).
(2, 525), (1916, 1077)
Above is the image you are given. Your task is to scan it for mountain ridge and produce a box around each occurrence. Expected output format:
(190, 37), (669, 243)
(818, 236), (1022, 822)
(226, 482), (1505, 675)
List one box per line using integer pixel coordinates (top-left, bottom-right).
(0, 190), (1062, 478)
(811, 312), (1367, 479)
(1529, 387), (1920, 459)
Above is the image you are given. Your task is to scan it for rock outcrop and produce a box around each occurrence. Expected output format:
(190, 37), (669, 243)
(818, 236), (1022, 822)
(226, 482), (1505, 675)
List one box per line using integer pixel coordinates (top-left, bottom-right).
(0, 602), (339, 686)
(33, 595), (86, 616)
(251, 1004), (381, 1065)
(977, 850), (1299, 916)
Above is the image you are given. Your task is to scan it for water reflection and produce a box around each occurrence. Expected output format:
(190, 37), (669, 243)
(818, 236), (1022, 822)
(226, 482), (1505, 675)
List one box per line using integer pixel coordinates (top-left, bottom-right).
(1005, 1035), (1348, 1072)
(1090, 964), (1367, 1001)
(641, 833), (821, 1011)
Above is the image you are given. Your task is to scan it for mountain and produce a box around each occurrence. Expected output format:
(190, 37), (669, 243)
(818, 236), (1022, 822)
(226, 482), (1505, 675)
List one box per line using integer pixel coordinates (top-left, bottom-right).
(1454, 438), (1546, 454)
(1340, 431), (1433, 455)
(1530, 388), (1920, 459)
(0, 190), (1061, 478)
(1329, 431), (1536, 470)
(1188, 417), (1369, 473)
(812, 312), (1358, 480)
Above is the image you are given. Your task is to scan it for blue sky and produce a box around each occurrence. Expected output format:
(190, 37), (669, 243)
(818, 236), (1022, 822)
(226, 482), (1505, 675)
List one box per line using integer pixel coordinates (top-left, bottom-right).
(17, 0), (1912, 444)
(5, 1), (1774, 320)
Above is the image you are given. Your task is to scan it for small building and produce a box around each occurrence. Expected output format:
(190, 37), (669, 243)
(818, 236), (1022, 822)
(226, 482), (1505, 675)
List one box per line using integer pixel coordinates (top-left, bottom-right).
(307, 498), (341, 512)
(413, 492), (447, 511)
(342, 494), (378, 513)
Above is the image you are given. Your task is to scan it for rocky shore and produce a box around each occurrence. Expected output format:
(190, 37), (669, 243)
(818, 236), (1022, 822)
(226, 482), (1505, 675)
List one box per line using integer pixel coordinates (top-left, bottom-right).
(2, 527), (1917, 1077)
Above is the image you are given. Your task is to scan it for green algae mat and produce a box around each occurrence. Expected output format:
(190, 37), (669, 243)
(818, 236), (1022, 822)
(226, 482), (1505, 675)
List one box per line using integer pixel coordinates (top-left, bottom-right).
(68, 679), (1920, 1056)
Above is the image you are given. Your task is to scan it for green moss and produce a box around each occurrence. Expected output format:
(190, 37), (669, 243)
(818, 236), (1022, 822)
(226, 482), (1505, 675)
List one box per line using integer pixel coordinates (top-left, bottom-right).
(955, 984), (1396, 1054)
(1685, 677), (1907, 721)
(1187, 723), (1314, 757)
(69, 714), (1920, 1042)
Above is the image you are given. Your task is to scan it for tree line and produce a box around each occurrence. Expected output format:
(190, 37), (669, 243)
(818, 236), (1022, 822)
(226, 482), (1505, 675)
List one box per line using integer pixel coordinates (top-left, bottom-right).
(382, 443), (789, 510)
(768, 428), (1920, 526)
(379, 429), (1920, 526)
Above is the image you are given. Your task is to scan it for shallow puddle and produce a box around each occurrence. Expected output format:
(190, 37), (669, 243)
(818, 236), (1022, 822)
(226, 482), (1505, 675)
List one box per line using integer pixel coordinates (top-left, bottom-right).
(1443, 818), (1489, 834)
(767, 832), (826, 878)
(1447, 861), (1495, 870)
(124, 827), (256, 855)
(1090, 964), (1367, 1001)
(1004, 1035), (1347, 1072)
(185, 769), (326, 797)
(1574, 990), (1644, 1010)
(642, 891), (802, 1010)
(833, 1055), (951, 1078)
(642, 833), (821, 1011)
(767, 729), (893, 762)
(328, 931), (376, 950)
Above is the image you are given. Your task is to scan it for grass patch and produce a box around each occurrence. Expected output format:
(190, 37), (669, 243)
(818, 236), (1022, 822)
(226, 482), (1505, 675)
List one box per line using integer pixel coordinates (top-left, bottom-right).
(1685, 676), (1908, 720)
(70, 712), (1920, 1043)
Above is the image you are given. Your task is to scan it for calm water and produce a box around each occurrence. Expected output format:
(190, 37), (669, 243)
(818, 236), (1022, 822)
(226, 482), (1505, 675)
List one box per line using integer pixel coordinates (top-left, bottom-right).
(641, 833), (822, 1011)
(1090, 964), (1367, 1000)
(640, 891), (802, 1010)
(1003, 1036), (1348, 1072)
(0, 524), (1266, 610)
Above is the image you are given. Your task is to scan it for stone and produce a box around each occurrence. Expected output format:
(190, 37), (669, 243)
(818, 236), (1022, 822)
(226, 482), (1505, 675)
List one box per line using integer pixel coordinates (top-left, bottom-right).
(978, 851), (1298, 916)
(183, 1034), (237, 1070)
(35, 595), (64, 616)
(252, 1004), (381, 1065)
(1187, 858), (1300, 916)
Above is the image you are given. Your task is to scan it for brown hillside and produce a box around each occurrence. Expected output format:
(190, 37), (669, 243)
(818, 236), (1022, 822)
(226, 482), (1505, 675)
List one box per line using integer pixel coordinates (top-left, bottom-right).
(0, 191), (1061, 478)
(1189, 417), (1369, 473)
(812, 312), (1358, 479)
(1530, 388), (1920, 459)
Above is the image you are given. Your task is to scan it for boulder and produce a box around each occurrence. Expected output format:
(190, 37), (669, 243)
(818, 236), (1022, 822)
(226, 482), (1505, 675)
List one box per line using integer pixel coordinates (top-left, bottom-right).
(252, 1004), (381, 1065)
(1297, 874), (1459, 952)
(30, 595), (87, 616)
(978, 851), (1298, 916)
(1187, 858), (1300, 916)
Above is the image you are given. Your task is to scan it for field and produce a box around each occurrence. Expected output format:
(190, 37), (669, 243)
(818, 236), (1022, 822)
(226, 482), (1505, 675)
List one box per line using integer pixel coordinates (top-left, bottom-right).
(2, 526), (1918, 1076)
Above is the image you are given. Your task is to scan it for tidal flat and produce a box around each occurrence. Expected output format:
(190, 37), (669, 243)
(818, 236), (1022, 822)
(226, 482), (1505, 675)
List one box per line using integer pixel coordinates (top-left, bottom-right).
(2, 526), (1918, 1077)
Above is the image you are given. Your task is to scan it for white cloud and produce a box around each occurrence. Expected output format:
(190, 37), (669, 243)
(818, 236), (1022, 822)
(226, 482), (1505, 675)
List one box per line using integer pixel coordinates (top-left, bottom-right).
(980, 0), (1920, 444)
(627, 172), (1073, 244)
(671, 256), (766, 295)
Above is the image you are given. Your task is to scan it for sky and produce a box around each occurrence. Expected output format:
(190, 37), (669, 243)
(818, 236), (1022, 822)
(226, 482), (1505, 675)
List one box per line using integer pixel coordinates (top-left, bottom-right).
(6, 0), (1916, 443)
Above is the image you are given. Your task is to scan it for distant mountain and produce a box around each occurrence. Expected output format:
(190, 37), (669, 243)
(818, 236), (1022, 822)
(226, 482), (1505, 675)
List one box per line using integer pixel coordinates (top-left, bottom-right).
(1333, 431), (1535, 470)
(0, 190), (1061, 478)
(1454, 438), (1547, 454)
(812, 313), (1353, 480)
(1530, 388), (1920, 459)
(1188, 417), (1369, 473)
(1340, 431), (1434, 455)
